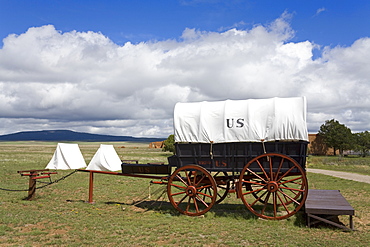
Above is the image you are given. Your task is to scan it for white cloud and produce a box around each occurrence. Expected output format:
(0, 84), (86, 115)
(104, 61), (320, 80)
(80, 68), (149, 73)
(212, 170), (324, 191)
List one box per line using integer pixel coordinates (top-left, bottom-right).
(315, 7), (326, 16)
(0, 14), (369, 137)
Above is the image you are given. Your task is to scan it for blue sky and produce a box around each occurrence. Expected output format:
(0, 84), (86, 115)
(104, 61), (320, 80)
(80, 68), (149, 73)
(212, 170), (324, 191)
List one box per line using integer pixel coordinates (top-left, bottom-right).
(0, 0), (370, 137)
(2, 0), (369, 47)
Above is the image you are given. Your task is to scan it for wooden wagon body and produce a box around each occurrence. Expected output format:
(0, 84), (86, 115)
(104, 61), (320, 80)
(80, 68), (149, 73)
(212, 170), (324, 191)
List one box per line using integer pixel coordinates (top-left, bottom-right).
(170, 141), (308, 172)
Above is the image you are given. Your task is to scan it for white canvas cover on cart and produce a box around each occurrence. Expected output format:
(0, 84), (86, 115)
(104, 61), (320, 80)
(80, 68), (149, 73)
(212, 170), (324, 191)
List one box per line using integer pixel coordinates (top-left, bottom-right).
(86, 144), (122, 171)
(45, 143), (87, 170)
(174, 97), (308, 143)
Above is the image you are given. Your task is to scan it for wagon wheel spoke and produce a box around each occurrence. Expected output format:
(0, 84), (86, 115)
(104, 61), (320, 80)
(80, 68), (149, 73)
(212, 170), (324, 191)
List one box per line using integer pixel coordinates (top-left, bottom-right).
(169, 178), (187, 190)
(280, 185), (305, 193)
(195, 194), (211, 208)
(250, 189), (269, 207)
(242, 178), (265, 187)
(197, 190), (214, 199)
(195, 174), (207, 187)
(170, 190), (186, 197)
(249, 188), (269, 207)
(199, 187), (209, 202)
(274, 158), (284, 181)
(242, 177), (271, 205)
(213, 171), (230, 204)
(277, 165), (296, 183)
(279, 184), (299, 199)
(261, 191), (271, 215)
(238, 153), (308, 220)
(277, 175), (306, 200)
(192, 171), (199, 185)
(256, 160), (270, 181)
(167, 165), (217, 216)
(186, 197), (191, 212)
(197, 186), (215, 203)
(241, 186), (265, 197)
(280, 176), (304, 186)
(277, 188), (301, 205)
(280, 179), (302, 191)
(176, 174), (189, 188)
(245, 168), (268, 184)
(174, 194), (188, 206)
(193, 197), (200, 213)
(197, 183), (213, 191)
(277, 175), (306, 204)
(276, 191), (289, 213)
(269, 158), (274, 181)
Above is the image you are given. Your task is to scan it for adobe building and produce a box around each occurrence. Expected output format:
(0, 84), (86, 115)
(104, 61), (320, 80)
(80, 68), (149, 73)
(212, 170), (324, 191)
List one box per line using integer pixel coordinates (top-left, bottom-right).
(149, 141), (164, 149)
(308, 134), (337, 155)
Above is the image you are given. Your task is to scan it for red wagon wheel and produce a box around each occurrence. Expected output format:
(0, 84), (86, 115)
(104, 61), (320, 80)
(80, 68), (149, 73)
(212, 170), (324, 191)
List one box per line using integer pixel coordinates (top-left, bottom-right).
(167, 165), (217, 216)
(238, 153), (308, 220)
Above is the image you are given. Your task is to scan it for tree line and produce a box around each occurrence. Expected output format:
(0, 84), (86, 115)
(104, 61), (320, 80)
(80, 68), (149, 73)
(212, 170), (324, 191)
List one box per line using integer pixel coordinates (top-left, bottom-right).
(319, 119), (370, 156)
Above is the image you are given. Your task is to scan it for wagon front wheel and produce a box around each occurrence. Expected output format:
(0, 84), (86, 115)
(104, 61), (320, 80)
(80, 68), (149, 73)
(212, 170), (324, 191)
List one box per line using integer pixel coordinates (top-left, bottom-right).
(167, 165), (217, 216)
(238, 153), (308, 220)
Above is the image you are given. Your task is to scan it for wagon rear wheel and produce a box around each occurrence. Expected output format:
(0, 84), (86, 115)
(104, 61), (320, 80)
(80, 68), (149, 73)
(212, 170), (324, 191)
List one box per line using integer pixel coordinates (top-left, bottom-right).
(238, 153), (308, 220)
(167, 165), (217, 216)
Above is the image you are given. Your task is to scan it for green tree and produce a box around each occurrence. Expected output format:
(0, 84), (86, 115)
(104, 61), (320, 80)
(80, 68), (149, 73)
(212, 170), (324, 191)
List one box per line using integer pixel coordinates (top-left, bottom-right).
(354, 131), (370, 157)
(162, 134), (175, 154)
(318, 119), (353, 156)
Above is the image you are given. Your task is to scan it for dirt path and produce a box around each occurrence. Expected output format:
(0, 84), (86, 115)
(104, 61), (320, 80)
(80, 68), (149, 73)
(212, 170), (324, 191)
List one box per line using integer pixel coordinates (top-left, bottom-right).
(307, 168), (370, 184)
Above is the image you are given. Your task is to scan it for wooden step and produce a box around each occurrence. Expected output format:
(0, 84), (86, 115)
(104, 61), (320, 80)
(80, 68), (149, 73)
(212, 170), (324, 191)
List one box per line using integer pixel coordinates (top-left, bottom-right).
(305, 189), (355, 231)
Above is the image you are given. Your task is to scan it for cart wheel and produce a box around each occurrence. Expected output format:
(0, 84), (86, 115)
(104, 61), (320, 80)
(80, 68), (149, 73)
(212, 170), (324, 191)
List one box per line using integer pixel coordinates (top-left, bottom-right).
(238, 153), (308, 220)
(167, 165), (217, 216)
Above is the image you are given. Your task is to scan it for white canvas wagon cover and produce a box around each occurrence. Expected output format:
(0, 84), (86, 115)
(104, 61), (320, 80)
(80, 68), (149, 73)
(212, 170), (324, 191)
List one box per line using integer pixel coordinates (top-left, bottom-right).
(174, 97), (308, 143)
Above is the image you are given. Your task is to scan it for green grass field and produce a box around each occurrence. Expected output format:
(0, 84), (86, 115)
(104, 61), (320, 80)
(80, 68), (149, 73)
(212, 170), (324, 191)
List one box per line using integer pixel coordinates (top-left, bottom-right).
(307, 155), (370, 176)
(0, 142), (369, 246)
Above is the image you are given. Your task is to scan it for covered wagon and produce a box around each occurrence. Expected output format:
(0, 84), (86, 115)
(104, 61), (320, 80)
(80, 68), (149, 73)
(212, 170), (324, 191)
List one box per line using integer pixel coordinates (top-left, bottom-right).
(124, 97), (309, 220)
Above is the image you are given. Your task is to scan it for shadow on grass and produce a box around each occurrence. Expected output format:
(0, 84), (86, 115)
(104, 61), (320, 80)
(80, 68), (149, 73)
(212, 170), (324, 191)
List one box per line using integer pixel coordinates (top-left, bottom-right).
(67, 197), (317, 227)
(302, 213), (348, 230)
(294, 211), (307, 227)
(131, 199), (319, 226)
(66, 197), (347, 230)
(66, 199), (93, 203)
(66, 187), (310, 225)
(125, 199), (261, 220)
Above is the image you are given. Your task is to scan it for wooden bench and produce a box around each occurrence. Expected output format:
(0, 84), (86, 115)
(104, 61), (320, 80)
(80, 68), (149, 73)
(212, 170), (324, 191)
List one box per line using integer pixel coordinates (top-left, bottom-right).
(305, 189), (355, 231)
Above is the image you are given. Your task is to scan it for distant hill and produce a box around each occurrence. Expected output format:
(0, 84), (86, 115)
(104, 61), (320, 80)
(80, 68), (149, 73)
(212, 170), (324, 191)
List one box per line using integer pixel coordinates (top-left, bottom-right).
(0, 130), (165, 142)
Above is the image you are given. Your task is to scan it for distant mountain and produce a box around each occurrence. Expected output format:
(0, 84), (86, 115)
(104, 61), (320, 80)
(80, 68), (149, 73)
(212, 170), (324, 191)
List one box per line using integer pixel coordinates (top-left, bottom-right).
(0, 130), (165, 142)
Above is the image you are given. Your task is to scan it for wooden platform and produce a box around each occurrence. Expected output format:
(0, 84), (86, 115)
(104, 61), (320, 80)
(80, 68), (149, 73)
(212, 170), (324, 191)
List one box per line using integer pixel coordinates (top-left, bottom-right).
(305, 189), (355, 231)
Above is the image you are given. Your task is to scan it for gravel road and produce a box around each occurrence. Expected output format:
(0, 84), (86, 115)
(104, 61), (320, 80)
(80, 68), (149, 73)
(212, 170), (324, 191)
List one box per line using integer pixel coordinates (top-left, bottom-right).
(307, 168), (370, 184)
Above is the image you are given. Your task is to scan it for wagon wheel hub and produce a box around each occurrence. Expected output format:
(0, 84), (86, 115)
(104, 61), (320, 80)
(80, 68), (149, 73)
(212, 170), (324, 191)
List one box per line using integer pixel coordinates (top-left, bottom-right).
(186, 186), (197, 197)
(267, 181), (279, 192)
